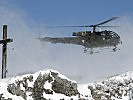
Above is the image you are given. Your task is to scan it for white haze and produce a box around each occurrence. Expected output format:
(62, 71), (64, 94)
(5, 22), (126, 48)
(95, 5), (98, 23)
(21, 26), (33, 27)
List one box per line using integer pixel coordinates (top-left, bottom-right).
(0, 3), (133, 83)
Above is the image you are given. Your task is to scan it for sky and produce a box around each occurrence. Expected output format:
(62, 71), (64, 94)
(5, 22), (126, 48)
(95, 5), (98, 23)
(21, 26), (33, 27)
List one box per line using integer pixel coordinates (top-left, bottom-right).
(0, 0), (133, 83)
(7, 0), (133, 24)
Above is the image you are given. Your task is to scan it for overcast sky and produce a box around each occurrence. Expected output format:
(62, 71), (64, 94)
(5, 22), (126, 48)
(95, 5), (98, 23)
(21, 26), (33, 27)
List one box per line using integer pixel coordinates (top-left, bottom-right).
(0, 0), (133, 83)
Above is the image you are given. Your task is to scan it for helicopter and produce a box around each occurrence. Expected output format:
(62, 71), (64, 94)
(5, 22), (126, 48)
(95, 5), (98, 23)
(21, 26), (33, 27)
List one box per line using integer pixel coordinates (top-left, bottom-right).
(39, 17), (122, 54)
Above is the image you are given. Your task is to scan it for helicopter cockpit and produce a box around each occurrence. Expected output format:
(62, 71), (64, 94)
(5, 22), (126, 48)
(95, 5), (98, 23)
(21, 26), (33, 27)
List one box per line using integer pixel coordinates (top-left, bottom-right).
(100, 30), (120, 39)
(110, 31), (120, 38)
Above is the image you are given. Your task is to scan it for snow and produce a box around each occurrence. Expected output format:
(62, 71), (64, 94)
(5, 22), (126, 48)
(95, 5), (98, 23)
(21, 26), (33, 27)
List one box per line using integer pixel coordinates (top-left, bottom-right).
(0, 69), (133, 100)
(0, 69), (81, 100)
(107, 71), (133, 82)
(78, 84), (93, 99)
(43, 92), (79, 100)
(0, 80), (23, 100)
(44, 81), (52, 90)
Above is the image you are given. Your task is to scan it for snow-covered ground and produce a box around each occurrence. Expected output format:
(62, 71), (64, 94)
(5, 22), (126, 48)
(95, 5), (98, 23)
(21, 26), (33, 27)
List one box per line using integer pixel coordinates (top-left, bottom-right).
(0, 69), (92, 100)
(0, 69), (133, 100)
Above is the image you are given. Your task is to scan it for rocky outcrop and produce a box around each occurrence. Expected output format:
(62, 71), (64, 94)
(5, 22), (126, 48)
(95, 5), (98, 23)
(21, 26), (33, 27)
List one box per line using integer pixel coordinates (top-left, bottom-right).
(88, 72), (133, 100)
(3, 69), (133, 100)
(52, 76), (78, 96)
(32, 73), (53, 100)
(7, 75), (33, 99)
(6, 69), (79, 100)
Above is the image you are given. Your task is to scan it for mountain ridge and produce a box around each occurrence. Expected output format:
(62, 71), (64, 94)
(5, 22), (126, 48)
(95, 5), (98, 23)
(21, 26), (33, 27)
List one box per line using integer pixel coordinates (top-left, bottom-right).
(0, 69), (133, 100)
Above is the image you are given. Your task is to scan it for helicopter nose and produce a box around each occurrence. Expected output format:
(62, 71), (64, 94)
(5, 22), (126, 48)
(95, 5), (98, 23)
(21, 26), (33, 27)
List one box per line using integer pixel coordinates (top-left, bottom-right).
(117, 36), (120, 41)
(115, 35), (122, 44)
(118, 37), (122, 44)
(117, 35), (120, 39)
(113, 33), (120, 40)
(112, 33), (121, 43)
(114, 33), (120, 38)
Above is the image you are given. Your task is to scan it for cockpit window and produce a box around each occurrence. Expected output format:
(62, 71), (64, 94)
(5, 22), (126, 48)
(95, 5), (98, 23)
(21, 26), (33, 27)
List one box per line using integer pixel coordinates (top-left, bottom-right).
(110, 32), (119, 37)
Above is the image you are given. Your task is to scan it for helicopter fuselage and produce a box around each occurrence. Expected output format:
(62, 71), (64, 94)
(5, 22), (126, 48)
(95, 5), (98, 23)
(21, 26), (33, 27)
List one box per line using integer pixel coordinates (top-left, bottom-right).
(40, 30), (121, 50)
(39, 17), (121, 53)
(72, 30), (121, 48)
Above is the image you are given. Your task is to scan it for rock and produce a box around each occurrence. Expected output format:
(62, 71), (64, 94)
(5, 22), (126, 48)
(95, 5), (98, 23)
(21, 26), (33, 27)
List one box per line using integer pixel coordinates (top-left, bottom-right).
(52, 76), (79, 96)
(50, 71), (58, 78)
(88, 72), (133, 100)
(44, 88), (53, 94)
(7, 83), (25, 96)
(32, 73), (46, 100)
(5, 69), (80, 100)
(7, 83), (27, 99)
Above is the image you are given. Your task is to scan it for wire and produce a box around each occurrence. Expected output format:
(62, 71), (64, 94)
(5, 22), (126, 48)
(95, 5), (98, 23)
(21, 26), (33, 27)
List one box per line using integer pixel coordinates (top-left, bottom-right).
(8, 45), (38, 68)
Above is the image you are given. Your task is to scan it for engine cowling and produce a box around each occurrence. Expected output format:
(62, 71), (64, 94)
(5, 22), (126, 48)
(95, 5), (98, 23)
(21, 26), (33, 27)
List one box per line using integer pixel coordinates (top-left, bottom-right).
(72, 31), (91, 36)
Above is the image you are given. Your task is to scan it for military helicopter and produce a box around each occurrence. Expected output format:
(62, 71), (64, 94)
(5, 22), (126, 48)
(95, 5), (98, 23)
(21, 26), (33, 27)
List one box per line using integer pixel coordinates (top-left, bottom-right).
(39, 17), (122, 54)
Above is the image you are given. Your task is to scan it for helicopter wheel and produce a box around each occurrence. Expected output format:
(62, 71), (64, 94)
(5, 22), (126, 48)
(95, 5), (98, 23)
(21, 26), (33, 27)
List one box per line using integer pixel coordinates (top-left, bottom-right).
(84, 49), (87, 53)
(89, 48), (94, 54)
(112, 45), (120, 52)
(83, 47), (88, 53)
(113, 48), (117, 52)
(112, 45), (117, 52)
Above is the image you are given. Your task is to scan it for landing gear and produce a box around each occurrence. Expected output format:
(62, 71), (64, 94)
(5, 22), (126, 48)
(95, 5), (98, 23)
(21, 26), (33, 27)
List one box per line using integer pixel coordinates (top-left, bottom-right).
(83, 45), (120, 54)
(83, 47), (88, 53)
(113, 47), (117, 52)
(83, 47), (94, 54)
(113, 45), (120, 52)
(90, 48), (94, 54)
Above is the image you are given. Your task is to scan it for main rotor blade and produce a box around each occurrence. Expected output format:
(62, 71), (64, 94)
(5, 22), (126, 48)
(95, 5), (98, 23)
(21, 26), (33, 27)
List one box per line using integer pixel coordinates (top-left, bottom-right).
(95, 17), (120, 26)
(96, 26), (120, 27)
(46, 25), (90, 28)
(46, 17), (120, 28)
(46, 25), (119, 28)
